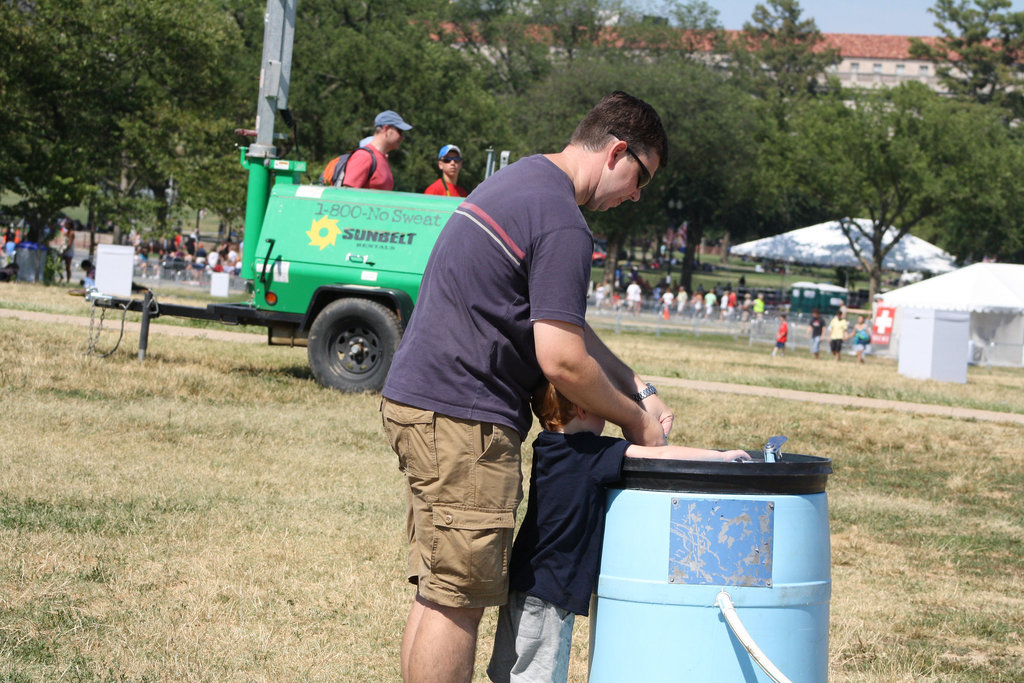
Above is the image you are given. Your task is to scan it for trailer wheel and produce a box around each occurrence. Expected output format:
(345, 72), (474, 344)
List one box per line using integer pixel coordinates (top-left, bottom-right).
(307, 298), (402, 393)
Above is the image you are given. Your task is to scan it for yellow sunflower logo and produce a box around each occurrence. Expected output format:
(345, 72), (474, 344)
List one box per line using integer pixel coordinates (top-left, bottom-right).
(307, 216), (342, 250)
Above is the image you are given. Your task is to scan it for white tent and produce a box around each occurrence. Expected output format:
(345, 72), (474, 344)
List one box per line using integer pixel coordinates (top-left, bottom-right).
(731, 219), (957, 273)
(879, 263), (1024, 366)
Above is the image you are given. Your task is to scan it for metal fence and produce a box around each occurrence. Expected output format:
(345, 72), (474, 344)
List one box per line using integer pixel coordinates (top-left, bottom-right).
(586, 301), (827, 352)
(132, 261), (250, 294)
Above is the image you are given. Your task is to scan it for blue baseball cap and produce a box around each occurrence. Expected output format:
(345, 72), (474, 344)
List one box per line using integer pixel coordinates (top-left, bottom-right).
(438, 144), (462, 160)
(375, 110), (413, 130)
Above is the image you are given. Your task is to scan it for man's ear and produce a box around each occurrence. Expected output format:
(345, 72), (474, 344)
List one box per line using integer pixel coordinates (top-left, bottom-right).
(606, 139), (627, 170)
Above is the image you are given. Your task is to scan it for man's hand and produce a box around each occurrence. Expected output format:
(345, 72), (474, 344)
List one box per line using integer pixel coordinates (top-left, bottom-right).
(623, 409), (668, 447)
(643, 393), (674, 437)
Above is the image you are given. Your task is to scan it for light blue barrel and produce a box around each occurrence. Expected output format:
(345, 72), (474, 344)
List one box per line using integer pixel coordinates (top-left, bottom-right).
(589, 454), (832, 682)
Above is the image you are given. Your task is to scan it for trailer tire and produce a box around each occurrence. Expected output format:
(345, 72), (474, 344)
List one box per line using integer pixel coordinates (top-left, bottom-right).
(307, 298), (402, 393)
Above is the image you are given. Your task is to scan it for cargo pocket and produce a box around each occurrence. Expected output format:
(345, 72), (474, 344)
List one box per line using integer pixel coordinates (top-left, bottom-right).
(430, 506), (516, 592)
(472, 422), (523, 510)
(381, 399), (437, 480)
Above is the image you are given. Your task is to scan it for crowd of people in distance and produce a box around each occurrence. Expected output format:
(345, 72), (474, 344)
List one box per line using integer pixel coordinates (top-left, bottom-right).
(131, 231), (242, 282)
(592, 269), (877, 364)
(592, 269), (768, 329)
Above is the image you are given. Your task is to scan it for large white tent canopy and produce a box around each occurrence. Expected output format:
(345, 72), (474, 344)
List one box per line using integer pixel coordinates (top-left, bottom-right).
(880, 263), (1024, 313)
(731, 219), (957, 273)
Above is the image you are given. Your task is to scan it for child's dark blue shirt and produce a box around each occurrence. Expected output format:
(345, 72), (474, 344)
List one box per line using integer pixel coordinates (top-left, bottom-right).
(508, 430), (628, 615)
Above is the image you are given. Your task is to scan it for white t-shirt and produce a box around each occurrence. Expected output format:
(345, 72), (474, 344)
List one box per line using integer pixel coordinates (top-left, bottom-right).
(626, 283), (642, 302)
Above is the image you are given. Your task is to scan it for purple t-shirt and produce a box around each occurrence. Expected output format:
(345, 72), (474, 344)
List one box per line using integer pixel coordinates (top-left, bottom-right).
(382, 155), (592, 437)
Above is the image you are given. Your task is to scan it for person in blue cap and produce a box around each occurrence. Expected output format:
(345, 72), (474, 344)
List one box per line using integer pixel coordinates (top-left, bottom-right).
(424, 144), (469, 197)
(342, 110), (413, 190)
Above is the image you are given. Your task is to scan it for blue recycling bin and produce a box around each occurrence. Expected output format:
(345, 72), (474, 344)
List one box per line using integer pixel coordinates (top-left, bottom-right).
(14, 242), (48, 282)
(589, 453), (832, 682)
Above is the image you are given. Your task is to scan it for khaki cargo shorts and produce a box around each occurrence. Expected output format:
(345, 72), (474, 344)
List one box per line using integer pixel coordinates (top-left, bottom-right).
(381, 398), (523, 609)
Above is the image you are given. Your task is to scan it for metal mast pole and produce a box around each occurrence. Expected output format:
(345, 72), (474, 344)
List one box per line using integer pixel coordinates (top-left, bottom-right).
(242, 0), (297, 280)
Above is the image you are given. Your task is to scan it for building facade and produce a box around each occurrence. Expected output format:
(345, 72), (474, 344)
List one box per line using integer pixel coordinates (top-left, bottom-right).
(823, 34), (945, 91)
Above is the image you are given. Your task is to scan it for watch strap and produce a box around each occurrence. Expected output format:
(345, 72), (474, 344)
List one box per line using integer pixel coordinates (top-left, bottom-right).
(630, 382), (657, 403)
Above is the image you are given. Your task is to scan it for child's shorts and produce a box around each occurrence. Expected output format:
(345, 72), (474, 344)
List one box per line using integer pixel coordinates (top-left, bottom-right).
(488, 591), (575, 683)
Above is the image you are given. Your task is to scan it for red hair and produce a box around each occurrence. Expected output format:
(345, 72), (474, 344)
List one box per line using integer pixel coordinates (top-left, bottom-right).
(531, 382), (577, 432)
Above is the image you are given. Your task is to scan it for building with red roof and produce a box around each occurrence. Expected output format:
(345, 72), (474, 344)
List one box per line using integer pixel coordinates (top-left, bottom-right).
(821, 34), (946, 90)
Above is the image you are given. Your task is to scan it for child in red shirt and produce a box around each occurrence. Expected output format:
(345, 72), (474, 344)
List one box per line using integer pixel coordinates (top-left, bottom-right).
(772, 313), (788, 357)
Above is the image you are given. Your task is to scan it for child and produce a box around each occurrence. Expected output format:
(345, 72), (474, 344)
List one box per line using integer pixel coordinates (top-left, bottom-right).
(829, 310), (850, 361)
(80, 259), (96, 289)
(487, 383), (749, 683)
(772, 313), (788, 357)
(807, 309), (824, 359)
(852, 314), (871, 364)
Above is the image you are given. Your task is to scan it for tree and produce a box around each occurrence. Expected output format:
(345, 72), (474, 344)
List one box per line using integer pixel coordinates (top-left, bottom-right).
(665, 0), (722, 31)
(0, 1), (117, 242)
(920, 125), (1024, 263)
(445, 0), (615, 98)
(513, 55), (780, 293)
(0, 0), (246, 242)
(104, 0), (246, 235)
(282, 0), (508, 193)
(787, 83), (1023, 301)
(728, 0), (840, 105)
(612, 0), (725, 56)
(910, 0), (1024, 115)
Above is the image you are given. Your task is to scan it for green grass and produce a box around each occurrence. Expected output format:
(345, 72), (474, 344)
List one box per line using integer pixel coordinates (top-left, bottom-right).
(1, 281), (1023, 681)
(590, 325), (1024, 415)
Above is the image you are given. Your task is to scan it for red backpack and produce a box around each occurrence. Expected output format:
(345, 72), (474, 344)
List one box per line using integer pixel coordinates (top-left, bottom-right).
(320, 146), (377, 187)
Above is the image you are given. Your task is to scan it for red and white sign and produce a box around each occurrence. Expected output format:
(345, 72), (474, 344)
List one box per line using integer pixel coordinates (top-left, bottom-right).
(872, 306), (896, 345)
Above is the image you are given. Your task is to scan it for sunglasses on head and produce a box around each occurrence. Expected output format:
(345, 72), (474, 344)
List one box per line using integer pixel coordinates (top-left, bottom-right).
(441, 156), (462, 163)
(609, 131), (651, 190)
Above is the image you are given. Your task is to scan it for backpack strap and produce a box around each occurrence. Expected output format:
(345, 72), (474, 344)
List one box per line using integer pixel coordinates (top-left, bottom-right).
(332, 146), (377, 187)
(328, 153), (349, 186)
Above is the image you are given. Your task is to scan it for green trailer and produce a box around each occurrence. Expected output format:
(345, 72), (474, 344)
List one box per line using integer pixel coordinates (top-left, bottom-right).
(85, 0), (469, 393)
(244, 174), (460, 390)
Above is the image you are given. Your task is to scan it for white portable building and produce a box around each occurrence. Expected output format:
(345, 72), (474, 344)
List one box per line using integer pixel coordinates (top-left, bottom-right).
(879, 263), (1024, 367)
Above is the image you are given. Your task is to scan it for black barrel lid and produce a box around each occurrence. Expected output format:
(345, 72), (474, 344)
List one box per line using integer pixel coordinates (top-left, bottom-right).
(616, 452), (832, 495)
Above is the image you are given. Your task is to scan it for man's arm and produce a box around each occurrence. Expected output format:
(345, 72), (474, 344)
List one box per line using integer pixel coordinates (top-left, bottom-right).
(582, 321), (674, 437)
(534, 319), (669, 446)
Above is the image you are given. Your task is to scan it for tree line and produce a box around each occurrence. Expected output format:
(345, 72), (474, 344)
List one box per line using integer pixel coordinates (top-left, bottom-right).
(2, 0), (1023, 296)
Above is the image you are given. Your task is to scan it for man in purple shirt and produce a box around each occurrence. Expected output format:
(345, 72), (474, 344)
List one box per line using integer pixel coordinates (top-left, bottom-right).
(381, 91), (671, 683)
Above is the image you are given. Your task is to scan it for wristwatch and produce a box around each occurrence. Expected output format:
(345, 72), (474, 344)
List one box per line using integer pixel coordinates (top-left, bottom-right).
(630, 382), (657, 403)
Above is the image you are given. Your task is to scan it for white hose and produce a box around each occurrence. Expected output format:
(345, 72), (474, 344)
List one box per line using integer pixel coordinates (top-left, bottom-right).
(716, 590), (793, 683)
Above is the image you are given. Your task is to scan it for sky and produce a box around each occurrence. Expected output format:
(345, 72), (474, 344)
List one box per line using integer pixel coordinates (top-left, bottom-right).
(634, 1), (1024, 37)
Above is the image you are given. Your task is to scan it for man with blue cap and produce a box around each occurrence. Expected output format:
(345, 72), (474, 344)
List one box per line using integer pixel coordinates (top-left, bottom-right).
(424, 144), (469, 197)
(342, 110), (412, 190)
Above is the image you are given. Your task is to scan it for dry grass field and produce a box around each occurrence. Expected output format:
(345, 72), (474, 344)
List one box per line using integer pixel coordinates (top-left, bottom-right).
(1, 281), (1023, 682)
